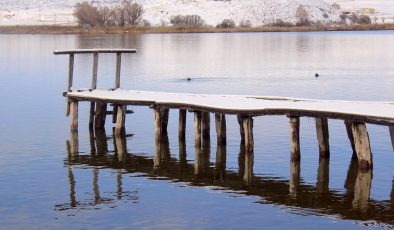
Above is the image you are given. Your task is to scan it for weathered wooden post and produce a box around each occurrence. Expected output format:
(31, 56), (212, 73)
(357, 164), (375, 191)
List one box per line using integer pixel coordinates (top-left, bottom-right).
(344, 120), (356, 155)
(215, 143), (227, 174)
(390, 126), (394, 152)
(115, 52), (122, 89)
(351, 122), (373, 171)
(89, 53), (99, 129)
(179, 109), (187, 141)
(194, 111), (203, 175)
(289, 160), (300, 197)
(289, 116), (300, 161)
(154, 108), (163, 143)
(95, 101), (107, 129)
(316, 157), (329, 194)
(316, 117), (330, 158)
(194, 111), (202, 147)
(202, 112), (210, 141)
(243, 116), (254, 184)
(70, 99), (78, 131)
(68, 53), (74, 92)
(237, 115), (245, 142)
(115, 105), (126, 135)
(215, 113), (226, 145)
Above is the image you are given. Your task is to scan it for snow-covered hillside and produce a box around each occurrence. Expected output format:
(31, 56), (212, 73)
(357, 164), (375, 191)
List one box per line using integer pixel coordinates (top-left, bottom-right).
(0, 0), (341, 26)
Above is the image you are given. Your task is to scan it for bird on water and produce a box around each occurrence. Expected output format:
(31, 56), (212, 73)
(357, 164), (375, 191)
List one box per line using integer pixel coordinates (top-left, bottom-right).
(187, 77), (192, 81)
(315, 73), (319, 78)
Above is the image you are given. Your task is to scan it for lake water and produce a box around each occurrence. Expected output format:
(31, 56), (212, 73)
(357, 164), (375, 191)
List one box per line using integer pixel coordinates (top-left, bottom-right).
(1, 31), (394, 229)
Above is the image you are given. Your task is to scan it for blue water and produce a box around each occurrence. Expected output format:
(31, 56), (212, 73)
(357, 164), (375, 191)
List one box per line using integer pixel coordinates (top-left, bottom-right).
(0, 31), (394, 229)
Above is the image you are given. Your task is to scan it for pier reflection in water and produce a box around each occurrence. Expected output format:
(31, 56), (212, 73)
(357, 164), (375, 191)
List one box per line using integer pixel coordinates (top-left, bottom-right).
(62, 127), (394, 226)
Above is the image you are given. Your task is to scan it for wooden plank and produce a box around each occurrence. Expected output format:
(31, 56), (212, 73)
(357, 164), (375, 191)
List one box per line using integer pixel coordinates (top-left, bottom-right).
(289, 116), (300, 161)
(179, 109), (186, 141)
(68, 53), (74, 92)
(115, 53), (122, 89)
(215, 113), (226, 145)
(70, 100), (78, 131)
(316, 117), (330, 158)
(202, 112), (210, 141)
(54, 49), (137, 55)
(352, 122), (373, 171)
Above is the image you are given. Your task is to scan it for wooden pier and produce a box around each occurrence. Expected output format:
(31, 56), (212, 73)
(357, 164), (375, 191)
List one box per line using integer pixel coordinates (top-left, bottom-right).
(55, 49), (394, 172)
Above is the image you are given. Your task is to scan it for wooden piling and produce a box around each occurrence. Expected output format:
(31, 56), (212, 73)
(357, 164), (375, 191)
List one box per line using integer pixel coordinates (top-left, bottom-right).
(154, 108), (162, 142)
(179, 109), (187, 141)
(70, 100), (78, 131)
(194, 111), (202, 147)
(115, 53), (122, 89)
(243, 116), (254, 184)
(390, 126), (394, 152)
(95, 101), (107, 129)
(114, 131), (127, 162)
(115, 105), (126, 135)
(215, 113), (226, 145)
(67, 130), (79, 157)
(289, 116), (300, 161)
(351, 122), (373, 171)
(237, 114), (245, 142)
(316, 117), (330, 158)
(202, 112), (210, 141)
(344, 120), (356, 155)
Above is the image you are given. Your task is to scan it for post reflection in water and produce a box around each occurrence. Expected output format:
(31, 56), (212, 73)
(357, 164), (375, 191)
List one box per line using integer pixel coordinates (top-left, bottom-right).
(62, 127), (394, 226)
(289, 160), (300, 197)
(316, 157), (329, 194)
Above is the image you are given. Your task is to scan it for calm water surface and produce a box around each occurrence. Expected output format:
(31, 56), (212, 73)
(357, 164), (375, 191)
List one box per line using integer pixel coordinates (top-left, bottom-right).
(0, 31), (394, 229)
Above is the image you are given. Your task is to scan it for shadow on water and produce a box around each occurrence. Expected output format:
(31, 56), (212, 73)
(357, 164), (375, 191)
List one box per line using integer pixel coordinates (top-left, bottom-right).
(59, 128), (394, 227)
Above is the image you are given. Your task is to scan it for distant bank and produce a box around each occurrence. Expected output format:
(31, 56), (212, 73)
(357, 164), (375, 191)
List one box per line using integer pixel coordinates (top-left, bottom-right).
(1, 24), (394, 35)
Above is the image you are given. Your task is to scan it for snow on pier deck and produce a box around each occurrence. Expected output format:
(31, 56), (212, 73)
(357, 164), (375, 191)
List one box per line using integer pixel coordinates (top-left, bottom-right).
(66, 88), (394, 126)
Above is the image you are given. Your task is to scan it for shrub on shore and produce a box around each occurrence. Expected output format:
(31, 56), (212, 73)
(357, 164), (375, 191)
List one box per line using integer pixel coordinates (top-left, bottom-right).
(74, 0), (144, 27)
(216, 19), (235, 28)
(170, 15), (205, 27)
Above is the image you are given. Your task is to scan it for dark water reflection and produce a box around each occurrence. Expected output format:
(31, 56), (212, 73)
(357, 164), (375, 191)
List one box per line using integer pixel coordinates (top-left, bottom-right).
(62, 128), (394, 227)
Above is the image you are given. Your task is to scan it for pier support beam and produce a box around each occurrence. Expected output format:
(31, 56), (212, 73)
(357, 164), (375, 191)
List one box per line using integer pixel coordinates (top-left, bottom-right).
(390, 126), (394, 152)
(202, 112), (210, 141)
(179, 109), (187, 141)
(115, 105), (126, 135)
(215, 113), (226, 145)
(289, 116), (300, 161)
(316, 157), (329, 194)
(352, 169), (372, 212)
(95, 102), (107, 129)
(194, 111), (202, 147)
(242, 116), (254, 184)
(352, 122), (373, 171)
(289, 160), (300, 197)
(154, 108), (169, 142)
(316, 117), (330, 158)
(70, 100), (78, 131)
(344, 120), (356, 156)
(237, 115), (245, 142)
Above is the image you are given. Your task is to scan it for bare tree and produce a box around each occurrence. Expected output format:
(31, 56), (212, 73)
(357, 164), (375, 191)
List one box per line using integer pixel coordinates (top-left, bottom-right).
(295, 5), (310, 26)
(216, 19), (235, 28)
(115, 0), (144, 26)
(170, 15), (205, 27)
(74, 1), (100, 26)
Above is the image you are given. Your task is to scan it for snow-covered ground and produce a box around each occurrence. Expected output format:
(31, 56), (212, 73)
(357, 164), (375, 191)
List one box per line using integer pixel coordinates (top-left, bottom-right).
(0, 0), (340, 26)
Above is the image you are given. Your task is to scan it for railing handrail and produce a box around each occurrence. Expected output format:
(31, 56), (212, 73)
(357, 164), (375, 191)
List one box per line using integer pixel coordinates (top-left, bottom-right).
(54, 49), (137, 55)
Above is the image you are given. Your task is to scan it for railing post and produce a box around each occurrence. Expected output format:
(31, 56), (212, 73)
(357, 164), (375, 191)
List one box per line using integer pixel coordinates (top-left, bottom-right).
(115, 52), (122, 89)
(68, 53), (74, 92)
(89, 53), (99, 129)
